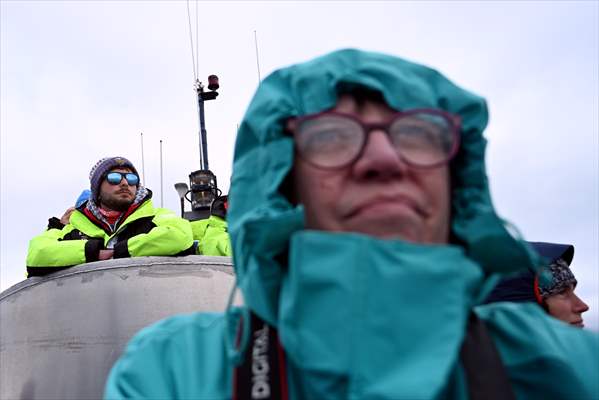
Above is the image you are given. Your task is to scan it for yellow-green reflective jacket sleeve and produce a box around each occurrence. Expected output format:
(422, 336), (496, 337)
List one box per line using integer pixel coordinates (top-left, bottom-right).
(193, 216), (231, 256)
(190, 219), (209, 244)
(26, 226), (88, 268)
(125, 208), (194, 257)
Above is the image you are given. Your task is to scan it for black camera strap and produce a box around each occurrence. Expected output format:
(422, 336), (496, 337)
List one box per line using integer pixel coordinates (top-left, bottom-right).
(460, 312), (516, 400)
(233, 312), (288, 400)
(234, 311), (515, 400)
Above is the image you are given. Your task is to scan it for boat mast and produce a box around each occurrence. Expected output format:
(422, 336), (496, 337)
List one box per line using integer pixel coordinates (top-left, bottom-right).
(140, 132), (146, 186)
(175, 0), (220, 221)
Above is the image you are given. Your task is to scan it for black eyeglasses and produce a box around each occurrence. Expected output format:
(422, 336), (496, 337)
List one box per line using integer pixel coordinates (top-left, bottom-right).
(106, 172), (139, 186)
(293, 109), (461, 169)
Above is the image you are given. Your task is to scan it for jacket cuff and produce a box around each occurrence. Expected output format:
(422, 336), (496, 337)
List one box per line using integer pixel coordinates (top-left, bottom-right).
(84, 239), (103, 263)
(47, 217), (65, 230)
(113, 240), (130, 259)
(27, 266), (71, 277)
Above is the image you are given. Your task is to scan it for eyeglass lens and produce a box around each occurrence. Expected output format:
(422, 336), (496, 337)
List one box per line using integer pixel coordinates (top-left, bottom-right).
(389, 113), (454, 166)
(296, 112), (456, 169)
(106, 172), (139, 185)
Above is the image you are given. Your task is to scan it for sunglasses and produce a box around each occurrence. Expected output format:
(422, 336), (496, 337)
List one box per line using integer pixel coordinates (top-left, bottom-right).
(293, 109), (461, 169)
(106, 172), (140, 186)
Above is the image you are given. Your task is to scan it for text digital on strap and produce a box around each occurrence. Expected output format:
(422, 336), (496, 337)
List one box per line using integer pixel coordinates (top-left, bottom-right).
(233, 312), (288, 400)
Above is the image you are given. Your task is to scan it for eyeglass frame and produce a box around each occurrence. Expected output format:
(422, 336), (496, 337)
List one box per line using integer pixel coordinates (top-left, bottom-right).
(291, 109), (462, 170)
(105, 171), (140, 186)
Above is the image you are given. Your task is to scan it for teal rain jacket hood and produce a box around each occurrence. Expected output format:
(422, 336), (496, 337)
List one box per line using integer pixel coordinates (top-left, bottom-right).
(105, 49), (598, 400)
(228, 48), (537, 326)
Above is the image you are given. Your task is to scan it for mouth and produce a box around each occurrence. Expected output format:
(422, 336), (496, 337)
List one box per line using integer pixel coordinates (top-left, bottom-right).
(345, 194), (426, 220)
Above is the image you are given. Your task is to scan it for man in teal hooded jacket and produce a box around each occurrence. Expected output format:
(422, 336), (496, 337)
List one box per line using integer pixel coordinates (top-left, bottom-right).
(105, 49), (598, 399)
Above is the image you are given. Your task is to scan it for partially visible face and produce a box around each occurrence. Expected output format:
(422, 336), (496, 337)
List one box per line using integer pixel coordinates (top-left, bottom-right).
(291, 94), (452, 243)
(545, 285), (589, 328)
(99, 168), (138, 211)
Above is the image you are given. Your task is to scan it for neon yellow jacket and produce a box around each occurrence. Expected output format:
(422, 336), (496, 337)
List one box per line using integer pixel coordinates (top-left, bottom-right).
(190, 215), (232, 256)
(26, 199), (194, 276)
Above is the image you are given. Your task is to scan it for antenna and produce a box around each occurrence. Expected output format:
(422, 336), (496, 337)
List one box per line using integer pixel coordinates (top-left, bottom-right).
(195, 0), (199, 76)
(254, 30), (261, 83)
(186, 0), (198, 81)
(140, 132), (146, 186)
(159, 139), (164, 207)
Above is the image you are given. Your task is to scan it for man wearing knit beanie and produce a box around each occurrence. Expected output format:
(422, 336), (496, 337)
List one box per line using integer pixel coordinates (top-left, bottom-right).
(89, 156), (140, 209)
(485, 241), (589, 327)
(26, 156), (195, 277)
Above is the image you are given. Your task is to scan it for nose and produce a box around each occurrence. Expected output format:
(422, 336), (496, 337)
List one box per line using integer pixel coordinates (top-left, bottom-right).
(351, 130), (408, 180)
(573, 293), (590, 314)
(118, 177), (131, 187)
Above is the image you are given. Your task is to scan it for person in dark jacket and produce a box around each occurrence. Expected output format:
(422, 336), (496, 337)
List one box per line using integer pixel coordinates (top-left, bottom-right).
(27, 156), (194, 277)
(486, 241), (590, 327)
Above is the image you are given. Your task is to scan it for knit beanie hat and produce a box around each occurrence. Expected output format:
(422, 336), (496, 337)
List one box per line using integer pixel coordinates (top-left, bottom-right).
(89, 157), (139, 202)
(536, 258), (577, 300)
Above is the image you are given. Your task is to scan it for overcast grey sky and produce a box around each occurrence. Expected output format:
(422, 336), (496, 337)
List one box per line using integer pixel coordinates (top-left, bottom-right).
(1, 1), (598, 330)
